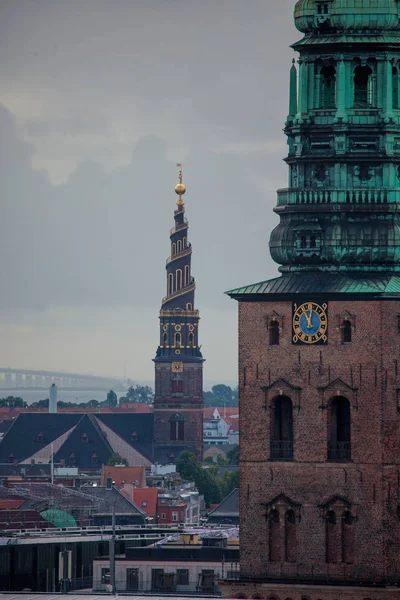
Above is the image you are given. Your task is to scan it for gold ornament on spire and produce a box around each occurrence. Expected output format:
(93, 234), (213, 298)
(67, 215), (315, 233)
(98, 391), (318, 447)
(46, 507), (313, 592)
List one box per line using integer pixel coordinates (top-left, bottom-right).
(175, 163), (186, 206)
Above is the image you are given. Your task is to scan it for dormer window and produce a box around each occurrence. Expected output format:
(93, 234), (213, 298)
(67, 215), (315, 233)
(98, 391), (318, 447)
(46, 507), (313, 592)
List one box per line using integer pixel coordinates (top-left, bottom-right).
(68, 453), (76, 465)
(91, 453), (99, 464)
(295, 226), (322, 256)
(36, 432), (44, 443)
(8, 453), (14, 464)
(131, 431), (138, 441)
(81, 433), (88, 443)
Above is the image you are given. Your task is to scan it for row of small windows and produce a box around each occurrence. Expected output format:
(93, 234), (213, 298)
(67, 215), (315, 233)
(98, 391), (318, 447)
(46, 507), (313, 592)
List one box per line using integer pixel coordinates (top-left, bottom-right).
(315, 63), (400, 109)
(271, 396), (351, 462)
(162, 332), (195, 347)
(171, 238), (187, 255)
(268, 319), (352, 345)
(168, 266), (190, 295)
(266, 506), (355, 564)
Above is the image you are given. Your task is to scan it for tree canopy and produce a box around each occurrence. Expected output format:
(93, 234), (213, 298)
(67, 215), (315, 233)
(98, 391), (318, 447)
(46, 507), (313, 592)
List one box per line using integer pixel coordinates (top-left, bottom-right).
(0, 396), (27, 408)
(107, 454), (129, 466)
(176, 451), (238, 507)
(119, 385), (154, 405)
(203, 385), (238, 407)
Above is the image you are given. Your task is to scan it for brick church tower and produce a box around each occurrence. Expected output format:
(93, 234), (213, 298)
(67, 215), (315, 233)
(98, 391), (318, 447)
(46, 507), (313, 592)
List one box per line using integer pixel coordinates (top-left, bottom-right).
(153, 166), (204, 464)
(224, 1), (400, 598)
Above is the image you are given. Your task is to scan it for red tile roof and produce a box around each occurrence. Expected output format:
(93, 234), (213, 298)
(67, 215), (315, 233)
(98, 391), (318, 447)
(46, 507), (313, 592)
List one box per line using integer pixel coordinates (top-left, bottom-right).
(100, 466), (146, 487)
(132, 488), (158, 517)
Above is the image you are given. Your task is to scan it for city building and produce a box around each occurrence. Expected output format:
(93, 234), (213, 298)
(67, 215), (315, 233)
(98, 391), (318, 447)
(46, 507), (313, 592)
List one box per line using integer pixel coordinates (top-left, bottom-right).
(203, 407), (240, 446)
(153, 166), (204, 464)
(93, 533), (239, 594)
(224, 1), (400, 598)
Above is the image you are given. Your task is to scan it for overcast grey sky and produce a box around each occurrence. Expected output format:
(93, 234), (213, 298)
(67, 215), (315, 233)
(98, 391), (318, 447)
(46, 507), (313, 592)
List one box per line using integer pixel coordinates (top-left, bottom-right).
(0, 0), (299, 385)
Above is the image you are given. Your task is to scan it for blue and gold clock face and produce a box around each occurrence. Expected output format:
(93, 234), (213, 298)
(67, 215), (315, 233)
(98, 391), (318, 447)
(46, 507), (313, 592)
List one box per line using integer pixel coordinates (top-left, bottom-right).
(292, 302), (328, 345)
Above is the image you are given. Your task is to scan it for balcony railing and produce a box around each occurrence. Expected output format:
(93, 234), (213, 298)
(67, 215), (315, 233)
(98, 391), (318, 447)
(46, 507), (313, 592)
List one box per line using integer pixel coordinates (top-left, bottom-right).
(270, 440), (293, 461)
(170, 218), (188, 235)
(328, 442), (351, 461)
(277, 188), (400, 206)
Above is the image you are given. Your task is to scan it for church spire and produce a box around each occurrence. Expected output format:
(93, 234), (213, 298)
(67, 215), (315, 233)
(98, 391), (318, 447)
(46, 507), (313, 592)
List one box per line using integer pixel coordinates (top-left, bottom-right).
(156, 165), (202, 361)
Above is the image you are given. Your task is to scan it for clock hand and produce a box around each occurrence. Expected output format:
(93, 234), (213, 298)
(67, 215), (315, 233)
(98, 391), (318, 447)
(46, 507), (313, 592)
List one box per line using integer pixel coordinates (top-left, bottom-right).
(306, 309), (313, 329)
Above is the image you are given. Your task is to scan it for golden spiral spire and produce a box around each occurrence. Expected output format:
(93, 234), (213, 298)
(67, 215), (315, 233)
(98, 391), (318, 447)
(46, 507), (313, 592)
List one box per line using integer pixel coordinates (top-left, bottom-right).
(175, 163), (186, 206)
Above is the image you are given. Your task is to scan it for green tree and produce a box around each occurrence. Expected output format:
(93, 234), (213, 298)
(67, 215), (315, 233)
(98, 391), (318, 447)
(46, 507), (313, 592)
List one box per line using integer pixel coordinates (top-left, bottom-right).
(176, 451), (222, 506)
(107, 390), (118, 407)
(107, 454), (129, 466)
(202, 384), (238, 408)
(176, 451), (202, 480)
(212, 384), (233, 403)
(226, 444), (239, 465)
(124, 385), (154, 404)
(30, 398), (49, 408)
(86, 399), (101, 408)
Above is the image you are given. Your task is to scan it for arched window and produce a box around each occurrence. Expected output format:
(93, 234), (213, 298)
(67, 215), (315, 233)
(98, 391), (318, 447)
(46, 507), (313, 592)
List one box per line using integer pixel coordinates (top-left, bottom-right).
(328, 397), (351, 461)
(170, 413), (184, 441)
(326, 510), (339, 563)
(168, 273), (174, 295)
(310, 235), (317, 248)
(342, 320), (352, 343)
(268, 509), (281, 562)
(186, 303), (193, 310)
(163, 332), (168, 346)
(320, 65), (336, 107)
(175, 332), (182, 348)
(393, 67), (399, 109)
(301, 235), (307, 248)
(269, 321), (280, 346)
(172, 242), (176, 255)
(271, 396), (293, 460)
(182, 237), (187, 248)
(176, 269), (182, 291)
(177, 240), (182, 253)
(342, 510), (355, 563)
(354, 65), (373, 107)
(131, 430), (138, 441)
(81, 433), (88, 443)
(171, 375), (184, 393)
(285, 509), (297, 562)
(188, 333), (194, 347)
(185, 265), (190, 286)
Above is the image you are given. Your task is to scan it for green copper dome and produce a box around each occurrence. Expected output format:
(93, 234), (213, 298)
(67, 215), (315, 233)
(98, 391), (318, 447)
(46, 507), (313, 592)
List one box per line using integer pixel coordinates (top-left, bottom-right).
(40, 508), (77, 528)
(295, 0), (400, 34)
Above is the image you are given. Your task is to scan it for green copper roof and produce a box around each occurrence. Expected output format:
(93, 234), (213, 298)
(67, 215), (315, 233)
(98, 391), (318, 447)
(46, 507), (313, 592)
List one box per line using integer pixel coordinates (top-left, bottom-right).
(40, 508), (77, 528)
(226, 273), (400, 300)
(293, 33), (400, 47)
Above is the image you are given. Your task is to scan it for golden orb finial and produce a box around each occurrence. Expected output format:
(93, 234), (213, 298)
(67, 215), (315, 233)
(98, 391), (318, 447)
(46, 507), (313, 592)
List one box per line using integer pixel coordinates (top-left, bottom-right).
(175, 163), (186, 206)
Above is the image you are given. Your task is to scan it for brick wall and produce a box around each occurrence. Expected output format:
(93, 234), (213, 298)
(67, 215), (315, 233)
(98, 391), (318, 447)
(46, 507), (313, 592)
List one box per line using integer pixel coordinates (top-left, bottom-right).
(238, 299), (400, 584)
(153, 361), (204, 461)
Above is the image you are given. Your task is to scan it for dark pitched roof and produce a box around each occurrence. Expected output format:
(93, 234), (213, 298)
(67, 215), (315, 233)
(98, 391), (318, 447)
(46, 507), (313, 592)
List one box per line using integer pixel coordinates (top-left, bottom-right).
(53, 414), (114, 469)
(0, 413), (155, 469)
(82, 486), (145, 517)
(0, 414), (81, 463)
(207, 488), (239, 524)
(97, 413), (154, 462)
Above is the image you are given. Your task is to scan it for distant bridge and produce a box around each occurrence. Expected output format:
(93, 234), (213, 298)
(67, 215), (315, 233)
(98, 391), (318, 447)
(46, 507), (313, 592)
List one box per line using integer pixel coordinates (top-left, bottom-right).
(0, 368), (126, 391)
